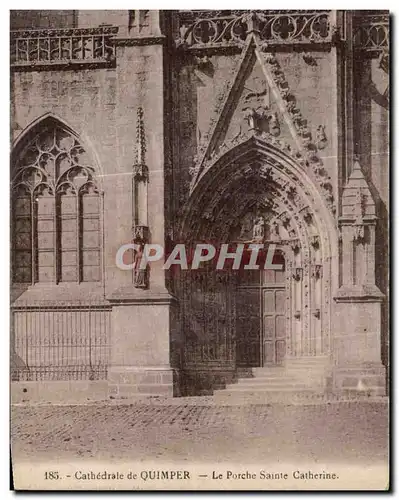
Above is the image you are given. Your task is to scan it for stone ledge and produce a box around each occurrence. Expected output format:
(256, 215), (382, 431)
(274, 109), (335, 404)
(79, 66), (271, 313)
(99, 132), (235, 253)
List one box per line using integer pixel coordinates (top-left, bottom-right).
(107, 285), (177, 305)
(334, 285), (385, 302)
(113, 35), (166, 47)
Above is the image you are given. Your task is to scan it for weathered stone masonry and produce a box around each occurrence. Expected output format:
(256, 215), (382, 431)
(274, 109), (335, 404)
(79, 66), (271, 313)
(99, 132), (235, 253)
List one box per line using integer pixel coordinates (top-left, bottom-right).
(10, 10), (389, 401)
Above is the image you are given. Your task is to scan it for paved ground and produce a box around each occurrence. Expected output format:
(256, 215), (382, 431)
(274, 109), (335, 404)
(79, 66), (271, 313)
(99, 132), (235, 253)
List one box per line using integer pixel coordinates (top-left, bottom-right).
(11, 401), (389, 465)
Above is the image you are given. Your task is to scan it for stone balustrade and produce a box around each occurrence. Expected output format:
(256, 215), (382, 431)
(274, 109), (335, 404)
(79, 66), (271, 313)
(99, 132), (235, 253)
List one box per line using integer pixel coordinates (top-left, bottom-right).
(10, 25), (119, 69)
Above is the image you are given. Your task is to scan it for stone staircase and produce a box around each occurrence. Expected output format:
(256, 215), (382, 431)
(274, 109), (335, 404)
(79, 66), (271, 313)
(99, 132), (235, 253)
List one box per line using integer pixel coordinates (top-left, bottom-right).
(213, 357), (330, 404)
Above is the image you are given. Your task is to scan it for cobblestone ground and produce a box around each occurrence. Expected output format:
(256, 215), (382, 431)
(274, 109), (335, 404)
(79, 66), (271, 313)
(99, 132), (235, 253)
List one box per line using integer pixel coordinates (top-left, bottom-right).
(11, 401), (389, 465)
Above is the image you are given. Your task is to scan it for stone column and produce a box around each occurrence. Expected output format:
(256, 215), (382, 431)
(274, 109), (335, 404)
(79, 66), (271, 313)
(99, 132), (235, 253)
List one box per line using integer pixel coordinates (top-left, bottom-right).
(311, 264), (322, 355)
(292, 267), (303, 356)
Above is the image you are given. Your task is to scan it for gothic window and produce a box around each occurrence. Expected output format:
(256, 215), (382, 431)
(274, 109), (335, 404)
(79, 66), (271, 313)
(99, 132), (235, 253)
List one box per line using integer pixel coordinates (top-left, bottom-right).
(12, 123), (102, 284)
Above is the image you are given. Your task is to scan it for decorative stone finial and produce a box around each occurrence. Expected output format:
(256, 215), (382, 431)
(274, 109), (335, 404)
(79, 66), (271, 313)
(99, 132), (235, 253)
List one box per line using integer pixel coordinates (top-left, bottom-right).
(134, 107), (149, 181)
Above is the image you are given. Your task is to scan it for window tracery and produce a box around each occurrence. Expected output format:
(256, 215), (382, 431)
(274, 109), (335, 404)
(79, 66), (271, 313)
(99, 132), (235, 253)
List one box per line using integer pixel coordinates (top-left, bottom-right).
(12, 124), (101, 284)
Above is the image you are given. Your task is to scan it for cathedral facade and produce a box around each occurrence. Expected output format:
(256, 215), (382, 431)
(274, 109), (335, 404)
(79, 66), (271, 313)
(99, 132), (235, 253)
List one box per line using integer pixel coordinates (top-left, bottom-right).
(10, 10), (389, 401)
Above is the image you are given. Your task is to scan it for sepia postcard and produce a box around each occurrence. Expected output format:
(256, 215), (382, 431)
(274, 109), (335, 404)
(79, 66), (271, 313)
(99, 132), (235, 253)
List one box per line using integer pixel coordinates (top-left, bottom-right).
(10, 9), (390, 491)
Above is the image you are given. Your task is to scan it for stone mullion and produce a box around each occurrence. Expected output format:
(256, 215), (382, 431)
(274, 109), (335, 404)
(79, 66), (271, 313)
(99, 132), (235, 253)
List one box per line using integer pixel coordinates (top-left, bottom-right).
(293, 268), (303, 357)
(310, 234), (322, 355)
(54, 192), (60, 284)
(285, 256), (293, 357)
(30, 192), (37, 285)
(311, 264), (323, 355)
(76, 193), (81, 284)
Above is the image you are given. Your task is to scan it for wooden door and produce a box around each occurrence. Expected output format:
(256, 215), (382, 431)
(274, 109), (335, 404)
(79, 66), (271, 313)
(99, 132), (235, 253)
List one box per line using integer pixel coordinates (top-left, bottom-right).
(262, 261), (286, 365)
(235, 271), (261, 367)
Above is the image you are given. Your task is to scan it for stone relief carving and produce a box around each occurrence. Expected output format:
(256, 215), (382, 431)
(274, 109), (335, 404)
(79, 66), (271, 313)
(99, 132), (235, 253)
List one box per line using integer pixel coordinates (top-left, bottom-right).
(176, 11), (332, 50)
(352, 188), (366, 242)
(11, 26), (118, 69)
(252, 215), (265, 242)
(311, 264), (323, 280)
(187, 40), (336, 215)
(315, 125), (327, 150)
(269, 219), (281, 242)
(311, 235), (320, 249)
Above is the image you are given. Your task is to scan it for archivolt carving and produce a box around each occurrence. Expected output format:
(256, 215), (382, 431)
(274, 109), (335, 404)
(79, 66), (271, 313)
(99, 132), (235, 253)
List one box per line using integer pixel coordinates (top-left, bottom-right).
(180, 140), (337, 356)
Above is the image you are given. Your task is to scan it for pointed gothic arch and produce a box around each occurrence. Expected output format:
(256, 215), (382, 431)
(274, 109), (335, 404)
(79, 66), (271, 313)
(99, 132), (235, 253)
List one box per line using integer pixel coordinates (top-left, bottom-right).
(11, 114), (103, 284)
(178, 137), (339, 366)
(12, 112), (105, 185)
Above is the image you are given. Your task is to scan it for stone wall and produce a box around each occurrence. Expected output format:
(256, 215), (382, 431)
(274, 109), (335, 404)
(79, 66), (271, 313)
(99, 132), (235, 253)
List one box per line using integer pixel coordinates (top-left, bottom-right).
(10, 10), (389, 399)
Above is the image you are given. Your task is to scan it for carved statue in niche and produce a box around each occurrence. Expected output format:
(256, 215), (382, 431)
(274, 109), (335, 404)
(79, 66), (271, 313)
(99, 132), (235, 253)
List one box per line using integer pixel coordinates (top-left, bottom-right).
(268, 112), (280, 137)
(270, 219), (281, 242)
(353, 224), (365, 241)
(315, 125), (327, 150)
(133, 243), (148, 288)
(252, 216), (265, 242)
(242, 76), (269, 133)
(353, 188), (364, 221)
(238, 216), (252, 240)
(353, 188), (365, 242)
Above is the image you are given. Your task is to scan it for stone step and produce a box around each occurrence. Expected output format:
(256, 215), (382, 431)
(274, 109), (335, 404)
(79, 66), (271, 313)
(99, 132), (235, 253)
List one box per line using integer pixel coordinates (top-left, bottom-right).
(252, 367), (327, 378)
(215, 386), (320, 395)
(251, 367), (287, 377)
(285, 357), (329, 364)
(226, 383), (313, 391)
(236, 376), (304, 384)
(236, 376), (324, 385)
(336, 366), (387, 376)
(342, 387), (386, 397)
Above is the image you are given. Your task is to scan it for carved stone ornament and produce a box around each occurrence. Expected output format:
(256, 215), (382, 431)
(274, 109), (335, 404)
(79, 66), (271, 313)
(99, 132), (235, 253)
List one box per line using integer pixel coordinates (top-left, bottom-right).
(267, 112), (280, 137)
(351, 188), (366, 242)
(186, 32), (336, 214)
(134, 163), (149, 181)
(132, 242), (149, 289)
(133, 225), (149, 243)
(353, 224), (365, 242)
(302, 207), (313, 226)
(252, 215), (265, 242)
(290, 239), (301, 254)
(270, 219), (281, 241)
(315, 125), (327, 150)
(11, 26), (118, 69)
(243, 106), (267, 132)
(312, 308), (321, 319)
(293, 267), (303, 281)
(12, 126), (100, 197)
(176, 10), (332, 50)
(133, 107), (149, 182)
(311, 264), (323, 280)
(311, 235), (320, 249)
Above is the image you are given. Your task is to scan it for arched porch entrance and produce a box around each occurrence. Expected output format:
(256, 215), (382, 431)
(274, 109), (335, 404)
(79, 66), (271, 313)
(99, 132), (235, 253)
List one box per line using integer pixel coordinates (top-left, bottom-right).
(177, 137), (338, 393)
